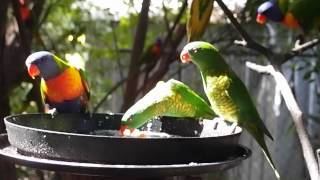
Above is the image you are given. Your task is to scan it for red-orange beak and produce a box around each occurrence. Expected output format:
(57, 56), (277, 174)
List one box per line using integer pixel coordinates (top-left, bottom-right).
(119, 125), (135, 136)
(180, 49), (191, 63)
(27, 64), (40, 79)
(256, 14), (267, 24)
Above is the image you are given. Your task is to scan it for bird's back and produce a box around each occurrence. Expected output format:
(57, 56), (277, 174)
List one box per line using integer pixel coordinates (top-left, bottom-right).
(289, 0), (320, 32)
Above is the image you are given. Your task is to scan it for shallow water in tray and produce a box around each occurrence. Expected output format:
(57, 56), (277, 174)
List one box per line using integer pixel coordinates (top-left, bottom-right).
(89, 117), (241, 138)
(90, 129), (175, 138)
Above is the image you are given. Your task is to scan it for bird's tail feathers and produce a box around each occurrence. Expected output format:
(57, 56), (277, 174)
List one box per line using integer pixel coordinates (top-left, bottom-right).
(262, 123), (274, 141)
(256, 136), (281, 180)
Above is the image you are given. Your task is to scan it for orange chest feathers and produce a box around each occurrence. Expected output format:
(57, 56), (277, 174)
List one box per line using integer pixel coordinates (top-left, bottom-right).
(41, 68), (86, 103)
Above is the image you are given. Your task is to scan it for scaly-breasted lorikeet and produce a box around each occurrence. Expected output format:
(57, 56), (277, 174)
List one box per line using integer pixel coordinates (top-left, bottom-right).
(180, 41), (280, 179)
(257, 0), (320, 33)
(25, 51), (90, 113)
(121, 79), (216, 131)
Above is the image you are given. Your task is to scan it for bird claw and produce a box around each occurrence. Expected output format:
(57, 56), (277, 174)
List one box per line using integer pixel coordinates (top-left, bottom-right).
(47, 108), (58, 117)
(230, 123), (238, 134)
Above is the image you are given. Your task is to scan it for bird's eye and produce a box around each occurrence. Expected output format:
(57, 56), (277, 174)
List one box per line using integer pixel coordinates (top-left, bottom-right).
(190, 48), (197, 54)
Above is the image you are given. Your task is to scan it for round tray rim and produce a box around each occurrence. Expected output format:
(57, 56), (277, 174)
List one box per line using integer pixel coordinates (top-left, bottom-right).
(4, 113), (242, 139)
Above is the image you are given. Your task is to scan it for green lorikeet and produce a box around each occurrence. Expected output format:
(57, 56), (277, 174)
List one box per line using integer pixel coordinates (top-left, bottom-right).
(257, 0), (320, 33)
(25, 51), (90, 113)
(121, 79), (216, 131)
(180, 41), (280, 179)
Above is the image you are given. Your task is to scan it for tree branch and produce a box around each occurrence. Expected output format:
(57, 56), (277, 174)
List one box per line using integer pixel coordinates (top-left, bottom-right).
(215, 0), (320, 179)
(283, 38), (320, 63)
(162, 2), (171, 32)
(136, 1), (187, 97)
(215, 0), (273, 60)
(162, 0), (187, 47)
(122, 0), (150, 111)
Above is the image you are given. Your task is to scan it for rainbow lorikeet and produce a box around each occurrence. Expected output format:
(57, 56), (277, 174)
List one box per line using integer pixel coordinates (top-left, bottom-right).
(256, 0), (320, 33)
(121, 79), (216, 131)
(140, 38), (163, 86)
(180, 41), (280, 179)
(25, 51), (90, 113)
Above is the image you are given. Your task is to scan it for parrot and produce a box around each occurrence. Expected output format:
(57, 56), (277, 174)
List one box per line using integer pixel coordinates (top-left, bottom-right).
(256, 0), (320, 34)
(25, 51), (90, 113)
(180, 41), (280, 179)
(121, 79), (216, 131)
(187, 0), (213, 42)
(18, 0), (32, 27)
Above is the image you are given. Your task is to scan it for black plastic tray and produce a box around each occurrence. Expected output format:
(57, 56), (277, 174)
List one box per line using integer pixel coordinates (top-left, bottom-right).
(4, 113), (242, 165)
(0, 134), (251, 177)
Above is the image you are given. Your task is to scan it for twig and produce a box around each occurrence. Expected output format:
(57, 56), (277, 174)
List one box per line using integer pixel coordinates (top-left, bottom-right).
(283, 38), (320, 63)
(110, 21), (125, 85)
(215, 0), (273, 60)
(162, 0), (187, 47)
(93, 78), (127, 113)
(162, 2), (171, 32)
(215, 0), (320, 179)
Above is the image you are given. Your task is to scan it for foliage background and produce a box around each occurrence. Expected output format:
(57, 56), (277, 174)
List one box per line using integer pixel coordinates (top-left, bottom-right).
(1, 0), (320, 179)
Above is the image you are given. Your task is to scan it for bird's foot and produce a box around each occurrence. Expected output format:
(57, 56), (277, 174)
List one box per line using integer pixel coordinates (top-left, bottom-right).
(47, 108), (58, 118)
(294, 34), (305, 47)
(229, 123), (238, 134)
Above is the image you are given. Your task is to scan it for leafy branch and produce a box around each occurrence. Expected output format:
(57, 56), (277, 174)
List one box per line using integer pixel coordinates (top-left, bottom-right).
(215, 0), (319, 179)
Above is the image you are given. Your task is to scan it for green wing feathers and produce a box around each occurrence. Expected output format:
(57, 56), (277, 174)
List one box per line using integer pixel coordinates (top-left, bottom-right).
(78, 69), (90, 99)
(228, 71), (274, 141)
(121, 79), (216, 129)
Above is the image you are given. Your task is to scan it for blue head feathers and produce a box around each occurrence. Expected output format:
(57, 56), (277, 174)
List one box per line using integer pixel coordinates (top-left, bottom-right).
(257, 0), (284, 23)
(25, 51), (62, 80)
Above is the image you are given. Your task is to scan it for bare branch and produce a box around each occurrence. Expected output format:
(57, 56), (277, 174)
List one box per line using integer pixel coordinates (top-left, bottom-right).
(283, 38), (320, 63)
(245, 61), (273, 74)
